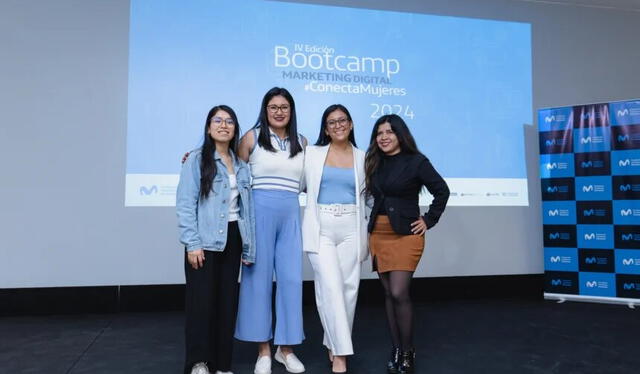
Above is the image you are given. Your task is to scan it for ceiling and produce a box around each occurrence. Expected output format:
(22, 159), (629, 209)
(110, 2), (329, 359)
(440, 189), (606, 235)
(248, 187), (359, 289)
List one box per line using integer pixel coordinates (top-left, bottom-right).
(511, 0), (640, 11)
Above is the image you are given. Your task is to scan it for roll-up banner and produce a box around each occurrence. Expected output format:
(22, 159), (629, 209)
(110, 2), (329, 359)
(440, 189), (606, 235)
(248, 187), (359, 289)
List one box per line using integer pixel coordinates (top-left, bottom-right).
(539, 99), (640, 305)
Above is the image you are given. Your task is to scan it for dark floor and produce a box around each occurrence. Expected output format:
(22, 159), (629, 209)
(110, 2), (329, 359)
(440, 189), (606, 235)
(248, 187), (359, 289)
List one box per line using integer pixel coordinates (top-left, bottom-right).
(1, 299), (638, 374)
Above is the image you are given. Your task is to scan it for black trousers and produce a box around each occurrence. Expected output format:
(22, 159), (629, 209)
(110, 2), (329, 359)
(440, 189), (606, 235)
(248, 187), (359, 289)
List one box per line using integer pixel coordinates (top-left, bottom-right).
(184, 222), (242, 373)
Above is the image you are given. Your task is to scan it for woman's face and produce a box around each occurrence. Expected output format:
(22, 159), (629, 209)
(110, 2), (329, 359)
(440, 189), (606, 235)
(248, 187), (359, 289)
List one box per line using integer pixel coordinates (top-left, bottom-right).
(266, 95), (291, 129)
(376, 122), (401, 155)
(324, 109), (352, 143)
(208, 110), (235, 144)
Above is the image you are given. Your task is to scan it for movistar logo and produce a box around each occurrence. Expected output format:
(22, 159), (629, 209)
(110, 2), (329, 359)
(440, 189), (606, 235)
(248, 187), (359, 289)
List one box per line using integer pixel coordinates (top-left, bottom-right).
(619, 159), (631, 167)
(622, 258), (636, 266)
(583, 209), (606, 217)
(581, 161), (593, 168)
(618, 135), (630, 142)
(617, 109), (629, 117)
(545, 139), (564, 146)
(582, 185), (605, 192)
(586, 281), (598, 288)
(139, 185), (158, 195)
(545, 116), (555, 123)
(585, 257), (597, 264)
(547, 186), (559, 192)
(550, 256), (561, 263)
(550, 233), (561, 239)
(622, 234), (634, 241)
(551, 279), (562, 286)
(584, 233), (596, 240)
(623, 283), (636, 290)
(548, 209), (570, 217)
(545, 162), (568, 170)
(621, 209), (633, 216)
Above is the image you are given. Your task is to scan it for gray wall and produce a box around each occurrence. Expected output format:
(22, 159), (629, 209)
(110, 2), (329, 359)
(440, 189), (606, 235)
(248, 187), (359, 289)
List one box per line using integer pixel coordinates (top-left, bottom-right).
(1, 0), (639, 288)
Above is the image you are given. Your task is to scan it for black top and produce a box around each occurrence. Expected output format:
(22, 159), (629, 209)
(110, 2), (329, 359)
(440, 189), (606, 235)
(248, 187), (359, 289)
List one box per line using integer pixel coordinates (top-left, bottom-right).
(368, 152), (450, 235)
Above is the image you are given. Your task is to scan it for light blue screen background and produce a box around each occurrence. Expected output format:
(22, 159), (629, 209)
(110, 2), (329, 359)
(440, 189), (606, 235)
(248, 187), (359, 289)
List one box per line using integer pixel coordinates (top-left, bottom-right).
(127, 0), (532, 179)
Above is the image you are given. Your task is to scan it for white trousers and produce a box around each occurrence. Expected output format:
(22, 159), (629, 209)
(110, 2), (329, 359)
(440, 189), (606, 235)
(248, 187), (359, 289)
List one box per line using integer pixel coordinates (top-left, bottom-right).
(307, 208), (361, 356)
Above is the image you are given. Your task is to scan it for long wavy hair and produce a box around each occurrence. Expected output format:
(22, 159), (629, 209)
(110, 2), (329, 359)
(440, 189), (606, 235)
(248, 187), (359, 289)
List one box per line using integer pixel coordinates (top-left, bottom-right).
(253, 87), (303, 158)
(200, 105), (240, 199)
(314, 104), (357, 147)
(364, 114), (421, 196)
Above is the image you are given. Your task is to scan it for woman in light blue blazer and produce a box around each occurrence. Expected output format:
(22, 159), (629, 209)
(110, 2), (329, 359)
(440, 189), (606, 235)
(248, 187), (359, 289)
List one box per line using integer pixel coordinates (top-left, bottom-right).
(177, 105), (256, 374)
(302, 104), (369, 374)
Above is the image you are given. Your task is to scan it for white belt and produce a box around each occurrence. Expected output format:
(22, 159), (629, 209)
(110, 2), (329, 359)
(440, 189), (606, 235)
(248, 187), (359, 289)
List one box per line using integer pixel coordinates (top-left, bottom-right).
(318, 203), (357, 216)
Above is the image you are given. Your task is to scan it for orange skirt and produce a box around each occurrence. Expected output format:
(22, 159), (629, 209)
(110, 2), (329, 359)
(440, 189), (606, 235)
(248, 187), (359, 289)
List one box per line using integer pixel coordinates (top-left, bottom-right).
(369, 215), (425, 273)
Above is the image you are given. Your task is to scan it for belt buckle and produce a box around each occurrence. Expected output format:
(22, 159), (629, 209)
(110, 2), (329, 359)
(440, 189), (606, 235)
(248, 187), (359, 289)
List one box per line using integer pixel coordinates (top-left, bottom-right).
(331, 203), (342, 217)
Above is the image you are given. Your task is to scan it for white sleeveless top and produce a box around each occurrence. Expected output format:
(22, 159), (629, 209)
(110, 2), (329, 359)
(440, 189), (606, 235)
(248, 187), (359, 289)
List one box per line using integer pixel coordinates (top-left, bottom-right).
(227, 174), (240, 222)
(249, 128), (304, 193)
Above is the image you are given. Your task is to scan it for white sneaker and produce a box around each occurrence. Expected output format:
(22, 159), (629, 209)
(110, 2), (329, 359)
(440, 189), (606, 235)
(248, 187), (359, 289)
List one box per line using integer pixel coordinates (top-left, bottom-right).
(254, 355), (272, 374)
(274, 347), (305, 373)
(191, 362), (210, 374)
(215, 371), (233, 374)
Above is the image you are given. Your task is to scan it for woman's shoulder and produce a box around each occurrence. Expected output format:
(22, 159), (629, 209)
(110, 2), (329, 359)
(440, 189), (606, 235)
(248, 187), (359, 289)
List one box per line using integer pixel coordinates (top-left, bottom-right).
(185, 147), (203, 163)
(305, 144), (328, 154)
(406, 152), (428, 163)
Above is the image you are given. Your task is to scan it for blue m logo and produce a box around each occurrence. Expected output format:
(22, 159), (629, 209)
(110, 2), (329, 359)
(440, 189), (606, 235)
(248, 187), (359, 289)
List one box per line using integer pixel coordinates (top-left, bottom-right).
(140, 185), (158, 195)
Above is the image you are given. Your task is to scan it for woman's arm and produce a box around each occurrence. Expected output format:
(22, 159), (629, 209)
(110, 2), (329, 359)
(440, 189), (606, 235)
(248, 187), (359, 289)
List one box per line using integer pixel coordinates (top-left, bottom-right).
(237, 130), (256, 162)
(417, 156), (450, 229)
(176, 152), (204, 251)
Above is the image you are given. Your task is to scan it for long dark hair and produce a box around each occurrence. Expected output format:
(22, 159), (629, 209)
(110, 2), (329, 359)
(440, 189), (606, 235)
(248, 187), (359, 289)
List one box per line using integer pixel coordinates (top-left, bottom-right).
(253, 87), (303, 158)
(364, 114), (421, 196)
(314, 104), (357, 147)
(200, 105), (240, 199)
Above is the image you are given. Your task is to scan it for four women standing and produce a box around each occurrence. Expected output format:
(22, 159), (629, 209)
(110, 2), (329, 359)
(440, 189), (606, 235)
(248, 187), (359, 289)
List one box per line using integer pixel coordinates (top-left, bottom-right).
(176, 91), (449, 374)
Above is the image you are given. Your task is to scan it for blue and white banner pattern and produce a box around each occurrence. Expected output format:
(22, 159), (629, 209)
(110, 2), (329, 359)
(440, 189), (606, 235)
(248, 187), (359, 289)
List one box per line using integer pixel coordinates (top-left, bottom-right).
(540, 99), (640, 301)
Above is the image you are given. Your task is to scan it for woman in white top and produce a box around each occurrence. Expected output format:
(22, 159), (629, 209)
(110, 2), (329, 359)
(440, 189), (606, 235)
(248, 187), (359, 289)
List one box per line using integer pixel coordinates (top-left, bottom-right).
(235, 87), (307, 374)
(302, 104), (369, 374)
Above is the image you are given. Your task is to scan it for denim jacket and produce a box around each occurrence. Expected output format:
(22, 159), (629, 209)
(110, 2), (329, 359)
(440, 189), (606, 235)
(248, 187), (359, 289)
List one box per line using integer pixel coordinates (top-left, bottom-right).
(176, 148), (256, 263)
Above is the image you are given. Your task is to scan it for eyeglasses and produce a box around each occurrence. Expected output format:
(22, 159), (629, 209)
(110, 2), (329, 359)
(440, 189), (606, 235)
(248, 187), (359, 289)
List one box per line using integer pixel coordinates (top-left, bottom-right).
(267, 104), (290, 113)
(326, 117), (349, 128)
(212, 117), (235, 126)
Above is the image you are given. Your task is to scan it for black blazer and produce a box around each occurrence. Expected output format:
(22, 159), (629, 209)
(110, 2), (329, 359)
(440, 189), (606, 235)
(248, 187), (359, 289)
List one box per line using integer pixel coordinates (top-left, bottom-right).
(368, 152), (450, 235)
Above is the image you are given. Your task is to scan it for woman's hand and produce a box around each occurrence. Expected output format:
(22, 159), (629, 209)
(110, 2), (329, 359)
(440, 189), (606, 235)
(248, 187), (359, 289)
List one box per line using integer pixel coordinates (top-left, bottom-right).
(410, 217), (427, 236)
(181, 152), (190, 164)
(187, 249), (205, 269)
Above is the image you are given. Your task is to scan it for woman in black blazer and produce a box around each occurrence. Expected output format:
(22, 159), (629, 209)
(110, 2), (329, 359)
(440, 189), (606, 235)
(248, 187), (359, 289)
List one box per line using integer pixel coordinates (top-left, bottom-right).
(365, 114), (449, 374)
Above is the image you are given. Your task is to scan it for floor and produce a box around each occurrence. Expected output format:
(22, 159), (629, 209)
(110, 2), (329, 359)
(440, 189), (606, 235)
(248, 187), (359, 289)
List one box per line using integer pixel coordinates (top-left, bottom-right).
(1, 299), (638, 373)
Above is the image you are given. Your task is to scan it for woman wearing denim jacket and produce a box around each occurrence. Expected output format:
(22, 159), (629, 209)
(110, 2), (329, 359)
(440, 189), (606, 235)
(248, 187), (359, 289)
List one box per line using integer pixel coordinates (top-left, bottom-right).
(177, 105), (256, 374)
